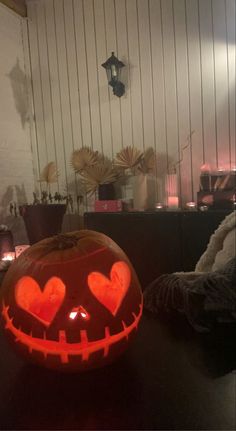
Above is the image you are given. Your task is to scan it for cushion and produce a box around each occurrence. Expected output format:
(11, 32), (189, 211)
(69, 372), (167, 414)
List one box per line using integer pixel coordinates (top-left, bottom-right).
(144, 258), (236, 332)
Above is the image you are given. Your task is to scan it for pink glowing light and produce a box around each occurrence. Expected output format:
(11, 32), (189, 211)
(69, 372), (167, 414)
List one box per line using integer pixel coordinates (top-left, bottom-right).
(167, 196), (179, 209)
(1, 252), (15, 261)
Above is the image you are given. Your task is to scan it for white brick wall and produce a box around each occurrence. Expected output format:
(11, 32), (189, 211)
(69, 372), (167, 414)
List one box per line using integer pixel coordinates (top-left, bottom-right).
(0, 4), (35, 244)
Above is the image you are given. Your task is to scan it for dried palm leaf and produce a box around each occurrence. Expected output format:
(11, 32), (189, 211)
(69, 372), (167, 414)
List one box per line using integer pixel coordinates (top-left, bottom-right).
(71, 147), (99, 173)
(139, 147), (156, 174)
(114, 146), (143, 169)
(79, 160), (119, 193)
(38, 162), (59, 184)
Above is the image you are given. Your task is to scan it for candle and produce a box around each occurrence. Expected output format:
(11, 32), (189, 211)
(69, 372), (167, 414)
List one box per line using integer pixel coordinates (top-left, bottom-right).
(199, 205), (209, 212)
(2, 252), (15, 261)
(155, 202), (165, 210)
(0, 251), (15, 271)
(167, 196), (179, 209)
(186, 201), (196, 210)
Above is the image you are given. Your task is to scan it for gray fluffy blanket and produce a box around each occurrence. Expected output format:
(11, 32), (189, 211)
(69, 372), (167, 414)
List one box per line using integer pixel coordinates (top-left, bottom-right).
(144, 258), (236, 332)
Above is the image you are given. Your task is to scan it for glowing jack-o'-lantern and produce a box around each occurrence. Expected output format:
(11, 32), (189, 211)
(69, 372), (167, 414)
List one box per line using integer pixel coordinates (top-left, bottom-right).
(0, 230), (142, 371)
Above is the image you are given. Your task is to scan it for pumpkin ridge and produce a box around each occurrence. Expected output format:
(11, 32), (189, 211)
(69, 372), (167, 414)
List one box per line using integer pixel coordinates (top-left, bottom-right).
(23, 246), (108, 267)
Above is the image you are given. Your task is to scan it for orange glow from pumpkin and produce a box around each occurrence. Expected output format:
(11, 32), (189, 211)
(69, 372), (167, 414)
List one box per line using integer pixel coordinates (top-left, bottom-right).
(15, 276), (66, 326)
(69, 306), (90, 321)
(69, 310), (78, 320)
(2, 301), (142, 364)
(88, 261), (131, 316)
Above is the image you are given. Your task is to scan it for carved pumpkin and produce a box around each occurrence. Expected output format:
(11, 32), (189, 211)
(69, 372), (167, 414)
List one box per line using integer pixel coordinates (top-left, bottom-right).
(0, 230), (142, 372)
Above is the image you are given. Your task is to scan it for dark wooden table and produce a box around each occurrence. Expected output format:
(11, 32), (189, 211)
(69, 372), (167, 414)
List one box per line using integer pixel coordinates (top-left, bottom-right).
(0, 309), (235, 430)
(84, 210), (232, 288)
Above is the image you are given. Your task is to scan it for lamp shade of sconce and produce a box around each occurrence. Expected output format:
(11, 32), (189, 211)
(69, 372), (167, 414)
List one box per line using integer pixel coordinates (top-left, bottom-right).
(0, 230), (142, 372)
(102, 52), (125, 97)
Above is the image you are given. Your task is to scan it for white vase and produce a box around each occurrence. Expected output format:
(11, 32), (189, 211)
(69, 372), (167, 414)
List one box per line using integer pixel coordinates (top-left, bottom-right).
(132, 174), (156, 210)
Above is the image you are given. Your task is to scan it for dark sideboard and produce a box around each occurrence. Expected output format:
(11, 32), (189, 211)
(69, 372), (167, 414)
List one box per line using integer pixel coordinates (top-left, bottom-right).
(84, 210), (232, 289)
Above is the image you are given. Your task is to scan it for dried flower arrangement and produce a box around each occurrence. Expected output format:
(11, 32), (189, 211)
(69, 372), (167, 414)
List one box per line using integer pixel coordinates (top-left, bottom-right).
(34, 161), (73, 209)
(10, 162), (73, 217)
(168, 130), (195, 174)
(114, 146), (143, 172)
(114, 146), (156, 176)
(71, 147), (120, 194)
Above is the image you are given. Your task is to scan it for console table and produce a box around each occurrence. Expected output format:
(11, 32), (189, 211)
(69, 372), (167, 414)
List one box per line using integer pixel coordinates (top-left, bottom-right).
(84, 210), (232, 289)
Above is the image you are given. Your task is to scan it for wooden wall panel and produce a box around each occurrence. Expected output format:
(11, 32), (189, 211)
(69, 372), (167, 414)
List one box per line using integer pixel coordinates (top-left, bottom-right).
(173, 0), (192, 204)
(44, 0), (67, 193)
(149, 0), (167, 202)
(225, 0), (236, 168)
(115, 0), (132, 150)
(212, 0), (230, 168)
(126, 0), (143, 151)
(25, 0), (236, 207)
(199, 0), (217, 168)
(186, 0), (204, 199)
(94, 0), (113, 158)
(104, 0), (123, 156)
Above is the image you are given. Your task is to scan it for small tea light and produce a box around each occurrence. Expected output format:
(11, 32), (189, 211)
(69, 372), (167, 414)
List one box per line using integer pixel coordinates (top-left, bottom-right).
(2, 251), (15, 261)
(199, 205), (209, 212)
(0, 251), (15, 271)
(155, 202), (165, 210)
(186, 201), (197, 210)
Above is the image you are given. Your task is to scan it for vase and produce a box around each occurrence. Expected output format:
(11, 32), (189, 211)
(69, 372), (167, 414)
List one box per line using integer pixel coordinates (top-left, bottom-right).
(20, 204), (66, 245)
(98, 183), (115, 200)
(132, 174), (156, 210)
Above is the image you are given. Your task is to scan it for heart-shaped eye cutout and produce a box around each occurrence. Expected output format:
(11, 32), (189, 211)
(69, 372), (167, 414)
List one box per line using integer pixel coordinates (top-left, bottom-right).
(87, 261), (131, 316)
(15, 276), (65, 326)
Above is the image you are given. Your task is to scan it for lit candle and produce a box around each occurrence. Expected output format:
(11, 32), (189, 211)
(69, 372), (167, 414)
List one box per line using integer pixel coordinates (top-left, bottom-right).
(199, 205), (209, 212)
(186, 201), (196, 210)
(2, 251), (15, 261)
(155, 202), (164, 210)
(167, 196), (179, 209)
(0, 251), (15, 271)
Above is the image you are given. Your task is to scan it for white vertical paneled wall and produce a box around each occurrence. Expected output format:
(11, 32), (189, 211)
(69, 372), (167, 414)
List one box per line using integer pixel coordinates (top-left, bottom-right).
(0, 3), (35, 243)
(26, 0), (236, 206)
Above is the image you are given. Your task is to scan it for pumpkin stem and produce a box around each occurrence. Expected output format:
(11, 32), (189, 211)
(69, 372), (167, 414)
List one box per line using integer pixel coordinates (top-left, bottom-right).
(51, 234), (78, 250)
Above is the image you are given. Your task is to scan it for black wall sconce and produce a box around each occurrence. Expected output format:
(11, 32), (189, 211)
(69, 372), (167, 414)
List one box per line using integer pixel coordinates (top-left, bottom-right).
(102, 52), (125, 97)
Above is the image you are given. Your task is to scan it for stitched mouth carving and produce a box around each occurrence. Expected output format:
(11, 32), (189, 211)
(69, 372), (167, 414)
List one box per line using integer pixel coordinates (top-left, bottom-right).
(2, 302), (143, 364)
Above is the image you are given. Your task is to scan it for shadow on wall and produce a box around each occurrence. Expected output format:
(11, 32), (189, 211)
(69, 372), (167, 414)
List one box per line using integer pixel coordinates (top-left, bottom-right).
(6, 58), (29, 129)
(0, 185), (28, 245)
